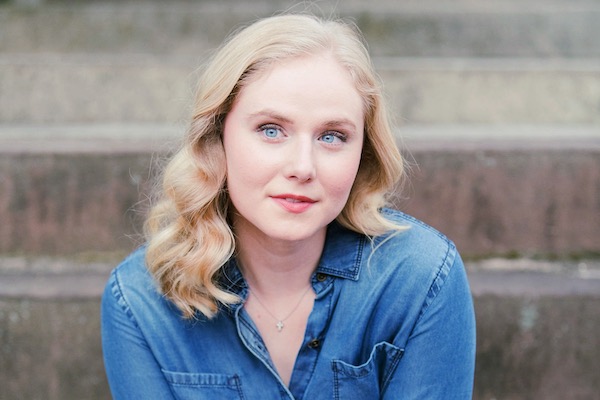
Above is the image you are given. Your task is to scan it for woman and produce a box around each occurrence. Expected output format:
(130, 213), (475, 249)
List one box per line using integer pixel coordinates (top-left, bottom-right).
(101, 14), (476, 399)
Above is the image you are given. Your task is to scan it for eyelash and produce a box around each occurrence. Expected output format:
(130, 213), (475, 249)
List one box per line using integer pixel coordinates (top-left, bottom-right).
(257, 124), (347, 145)
(319, 131), (347, 144)
(257, 124), (283, 139)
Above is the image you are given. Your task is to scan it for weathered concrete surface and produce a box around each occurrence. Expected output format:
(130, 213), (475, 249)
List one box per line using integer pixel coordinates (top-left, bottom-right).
(474, 295), (600, 400)
(2, 56), (599, 124)
(2, 1), (600, 58)
(398, 142), (600, 257)
(2, 134), (598, 258)
(0, 151), (152, 255)
(0, 298), (108, 400)
(0, 55), (194, 124)
(469, 259), (600, 399)
(1, 259), (599, 400)
(377, 60), (600, 124)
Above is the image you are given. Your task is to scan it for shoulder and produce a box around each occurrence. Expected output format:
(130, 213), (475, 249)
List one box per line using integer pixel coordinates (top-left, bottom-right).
(378, 208), (457, 262)
(380, 208), (450, 241)
(107, 246), (155, 291)
(366, 208), (464, 298)
(102, 246), (169, 318)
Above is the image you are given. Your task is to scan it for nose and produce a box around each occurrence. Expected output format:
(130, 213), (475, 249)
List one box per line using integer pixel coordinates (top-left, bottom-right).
(284, 137), (316, 182)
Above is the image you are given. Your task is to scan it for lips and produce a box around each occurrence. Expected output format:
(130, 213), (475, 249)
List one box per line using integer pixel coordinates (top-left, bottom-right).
(271, 194), (316, 213)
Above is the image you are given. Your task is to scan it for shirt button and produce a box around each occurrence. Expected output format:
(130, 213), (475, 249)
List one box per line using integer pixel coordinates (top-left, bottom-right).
(308, 339), (320, 349)
(316, 273), (327, 282)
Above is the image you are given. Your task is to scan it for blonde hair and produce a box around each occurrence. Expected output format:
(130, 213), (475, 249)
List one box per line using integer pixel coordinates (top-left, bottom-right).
(145, 14), (406, 319)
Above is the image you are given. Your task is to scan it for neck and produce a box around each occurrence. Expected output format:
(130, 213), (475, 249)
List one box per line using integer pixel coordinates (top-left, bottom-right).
(234, 222), (326, 296)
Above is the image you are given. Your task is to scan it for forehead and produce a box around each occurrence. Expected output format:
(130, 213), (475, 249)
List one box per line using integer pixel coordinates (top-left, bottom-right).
(232, 54), (365, 125)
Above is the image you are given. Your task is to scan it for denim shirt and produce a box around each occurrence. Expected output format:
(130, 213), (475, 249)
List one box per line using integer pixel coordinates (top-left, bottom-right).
(101, 209), (476, 399)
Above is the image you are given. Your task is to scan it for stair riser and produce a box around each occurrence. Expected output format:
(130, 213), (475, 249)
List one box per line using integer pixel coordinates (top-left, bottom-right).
(1, 294), (598, 399)
(398, 148), (600, 257)
(2, 62), (599, 124)
(1, 147), (598, 257)
(2, 6), (600, 57)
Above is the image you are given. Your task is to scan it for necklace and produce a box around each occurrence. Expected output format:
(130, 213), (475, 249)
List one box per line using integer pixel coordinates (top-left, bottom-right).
(247, 285), (313, 333)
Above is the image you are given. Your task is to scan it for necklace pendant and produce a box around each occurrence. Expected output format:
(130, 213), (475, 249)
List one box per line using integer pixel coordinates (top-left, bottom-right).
(276, 321), (284, 332)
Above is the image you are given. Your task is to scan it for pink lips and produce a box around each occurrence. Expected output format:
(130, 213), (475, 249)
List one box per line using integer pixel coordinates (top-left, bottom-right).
(271, 194), (316, 213)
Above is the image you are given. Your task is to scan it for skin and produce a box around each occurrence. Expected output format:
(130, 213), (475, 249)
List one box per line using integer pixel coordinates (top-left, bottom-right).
(222, 52), (365, 386)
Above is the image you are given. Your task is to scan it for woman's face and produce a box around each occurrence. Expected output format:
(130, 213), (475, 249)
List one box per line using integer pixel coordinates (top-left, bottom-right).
(223, 53), (364, 244)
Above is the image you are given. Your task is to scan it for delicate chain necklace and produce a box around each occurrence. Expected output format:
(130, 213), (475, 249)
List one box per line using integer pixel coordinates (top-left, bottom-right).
(247, 285), (313, 333)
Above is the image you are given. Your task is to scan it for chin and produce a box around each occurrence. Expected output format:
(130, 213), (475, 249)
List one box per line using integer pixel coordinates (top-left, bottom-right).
(267, 229), (320, 243)
(261, 222), (327, 243)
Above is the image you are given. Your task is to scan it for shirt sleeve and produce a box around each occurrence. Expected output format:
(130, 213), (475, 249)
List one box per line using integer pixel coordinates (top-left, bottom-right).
(383, 253), (476, 399)
(101, 270), (176, 400)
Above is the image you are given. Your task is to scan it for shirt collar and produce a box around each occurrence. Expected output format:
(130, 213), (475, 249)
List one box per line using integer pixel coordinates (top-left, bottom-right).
(315, 221), (365, 281)
(218, 221), (366, 293)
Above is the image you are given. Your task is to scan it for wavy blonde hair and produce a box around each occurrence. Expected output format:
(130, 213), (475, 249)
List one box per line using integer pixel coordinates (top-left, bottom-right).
(145, 14), (406, 319)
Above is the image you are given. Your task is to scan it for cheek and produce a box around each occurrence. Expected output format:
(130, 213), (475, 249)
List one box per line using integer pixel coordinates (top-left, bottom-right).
(224, 141), (249, 192)
(324, 158), (362, 200)
(226, 148), (251, 181)
(225, 140), (276, 193)
(224, 128), (253, 178)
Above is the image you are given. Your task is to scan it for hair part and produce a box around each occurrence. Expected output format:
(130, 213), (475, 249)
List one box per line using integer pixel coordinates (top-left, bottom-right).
(144, 13), (407, 319)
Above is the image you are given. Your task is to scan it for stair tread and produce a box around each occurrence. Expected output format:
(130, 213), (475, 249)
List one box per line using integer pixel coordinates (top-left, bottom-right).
(3, 2), (600, 57)
(1, 123), (598, 153)
(1, 255), (598, 299)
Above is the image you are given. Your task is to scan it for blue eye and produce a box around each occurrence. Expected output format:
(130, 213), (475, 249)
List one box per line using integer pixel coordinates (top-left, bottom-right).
(321, 134), (336, 143)
(260, 125), (281, 139)
(320, 132), (345, 144)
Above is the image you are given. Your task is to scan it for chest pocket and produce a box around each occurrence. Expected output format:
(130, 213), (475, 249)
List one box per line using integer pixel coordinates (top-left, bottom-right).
(331, 341), (404, 400)
(162, 370), (245, 400)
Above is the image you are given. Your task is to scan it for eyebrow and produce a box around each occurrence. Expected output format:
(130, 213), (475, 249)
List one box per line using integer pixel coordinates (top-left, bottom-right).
(247, 110), (293, 125)
(248, 109), (359, 132)
(321, 119), (359, 133)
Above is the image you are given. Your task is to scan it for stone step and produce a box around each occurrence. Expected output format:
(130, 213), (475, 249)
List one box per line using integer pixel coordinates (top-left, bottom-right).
(2, 55), (599, 124)
(1, 256), (599, 399)
(398, 125), (600, 258)
(2, 0), (600, 58)
(1, 123), (598, 258)
(2, 256), (599, 299)
(0, 255), (117, 299)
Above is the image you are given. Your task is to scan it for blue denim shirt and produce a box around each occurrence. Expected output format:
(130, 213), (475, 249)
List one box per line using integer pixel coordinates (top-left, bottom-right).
(101, 209), (476, 399)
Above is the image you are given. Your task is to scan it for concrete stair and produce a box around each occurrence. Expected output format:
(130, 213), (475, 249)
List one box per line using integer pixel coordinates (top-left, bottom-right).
(1, 0), (599, 399)
(2, 125), (599, 258)
(2, 256), (599, 399)
(3, 1), (600, 58)
(2, 55), (599, 124)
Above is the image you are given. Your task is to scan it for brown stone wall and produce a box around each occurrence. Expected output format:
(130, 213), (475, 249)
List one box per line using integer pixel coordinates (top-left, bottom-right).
(2, 146), (599, 258)
(398, 147), (600, 257)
